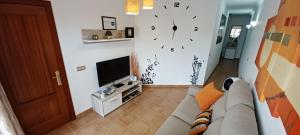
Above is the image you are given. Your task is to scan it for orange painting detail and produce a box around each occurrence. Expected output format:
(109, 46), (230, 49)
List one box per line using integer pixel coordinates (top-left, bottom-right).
(289, 119), (300, 135)
(255, 0), (300, 134)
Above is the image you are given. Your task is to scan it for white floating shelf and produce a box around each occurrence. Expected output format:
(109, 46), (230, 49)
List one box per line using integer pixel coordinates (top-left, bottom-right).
(83, 38), (133, 44)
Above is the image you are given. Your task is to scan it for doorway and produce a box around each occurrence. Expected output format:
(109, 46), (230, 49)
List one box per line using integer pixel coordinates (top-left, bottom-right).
(221, 14), (252, 60)
(0, 1), (75, 134)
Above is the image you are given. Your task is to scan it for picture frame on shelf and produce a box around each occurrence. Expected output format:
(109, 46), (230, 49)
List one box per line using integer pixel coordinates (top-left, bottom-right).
(102, 16), (117, 30)
(125, 27), (134, 38)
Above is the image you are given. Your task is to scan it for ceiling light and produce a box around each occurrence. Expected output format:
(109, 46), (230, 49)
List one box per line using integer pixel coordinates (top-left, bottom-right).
(125, 0), (140, 15)
(143, 0), (154, 9)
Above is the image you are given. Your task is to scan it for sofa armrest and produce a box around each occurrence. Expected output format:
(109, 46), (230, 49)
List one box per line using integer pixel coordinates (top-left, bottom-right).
(188, 86), (201, 97)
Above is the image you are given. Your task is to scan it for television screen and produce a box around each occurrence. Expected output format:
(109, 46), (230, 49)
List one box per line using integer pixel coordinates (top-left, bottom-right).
(96, 56), (130, 87)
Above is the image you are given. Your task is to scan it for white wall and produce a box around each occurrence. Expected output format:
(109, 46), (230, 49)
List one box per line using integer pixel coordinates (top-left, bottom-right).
(50, 0), (135, 114)
(204, 0), (227, 82)
(135, 0), (221, 85)
(238, 0), (287, 135)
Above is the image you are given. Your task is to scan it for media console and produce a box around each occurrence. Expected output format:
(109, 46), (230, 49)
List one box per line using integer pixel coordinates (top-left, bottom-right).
(91, 79), (142, 117)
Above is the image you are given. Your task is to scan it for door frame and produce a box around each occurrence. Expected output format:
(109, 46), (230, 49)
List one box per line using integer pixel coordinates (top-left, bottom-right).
(0, 0), (76, 121)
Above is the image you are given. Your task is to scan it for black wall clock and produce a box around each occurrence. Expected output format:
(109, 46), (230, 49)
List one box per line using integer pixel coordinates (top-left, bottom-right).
(151, 1), (200, 53)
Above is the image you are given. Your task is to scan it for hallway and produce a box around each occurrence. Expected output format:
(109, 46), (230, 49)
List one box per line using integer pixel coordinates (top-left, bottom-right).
(206, 58), (239, 89)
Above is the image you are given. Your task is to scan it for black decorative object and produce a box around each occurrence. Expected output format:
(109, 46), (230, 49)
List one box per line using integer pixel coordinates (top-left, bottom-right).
(105, 31), (113, 39)
(141, 55), (160, 84)
(102, 16), (117, 30)
(190, 56), (203, 85)
(125, 27), (134, 38)
(92, 34), (99, 40)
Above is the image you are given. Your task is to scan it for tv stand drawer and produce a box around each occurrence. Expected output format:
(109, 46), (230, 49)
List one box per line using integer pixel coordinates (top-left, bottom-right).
(103, 94), (122, 115)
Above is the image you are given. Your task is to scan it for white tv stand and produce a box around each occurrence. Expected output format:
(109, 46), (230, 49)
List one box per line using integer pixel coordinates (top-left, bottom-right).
(91, 79), (142, 117)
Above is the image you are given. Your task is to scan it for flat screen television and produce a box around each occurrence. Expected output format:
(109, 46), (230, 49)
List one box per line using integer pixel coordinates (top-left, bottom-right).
(96, 56), (130, 87)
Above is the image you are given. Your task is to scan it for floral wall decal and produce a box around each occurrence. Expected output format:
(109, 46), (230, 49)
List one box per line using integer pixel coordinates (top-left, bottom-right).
(190, 56), (204, 85)
(141, 55), (160, 84)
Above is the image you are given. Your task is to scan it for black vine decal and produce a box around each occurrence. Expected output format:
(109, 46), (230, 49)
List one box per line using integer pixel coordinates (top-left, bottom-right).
(190, 56), (204, 85)
(141, 55), (160, 84)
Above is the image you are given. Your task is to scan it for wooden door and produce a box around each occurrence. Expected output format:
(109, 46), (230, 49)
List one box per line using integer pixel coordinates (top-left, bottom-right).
(0, 1), (75, 134)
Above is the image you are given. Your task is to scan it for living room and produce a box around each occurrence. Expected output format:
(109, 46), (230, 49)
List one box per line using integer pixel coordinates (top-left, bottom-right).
(0, 0), (299, 135)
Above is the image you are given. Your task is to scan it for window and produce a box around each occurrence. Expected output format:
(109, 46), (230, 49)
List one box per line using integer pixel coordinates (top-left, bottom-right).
(230, 25), (242, 38)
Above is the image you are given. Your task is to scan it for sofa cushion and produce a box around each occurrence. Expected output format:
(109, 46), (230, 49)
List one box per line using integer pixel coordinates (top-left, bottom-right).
(226, 80), (254, 110)
(195, 83), (224, 111)
(155, 116), (191, 135)
(190, 110), (212, 135)
(203, 118), (224, 135)
(172, 95), (201, 125)
(211, 93), (227, 121)
(188, 86), (202, 97)
(220, 105), (258, 135)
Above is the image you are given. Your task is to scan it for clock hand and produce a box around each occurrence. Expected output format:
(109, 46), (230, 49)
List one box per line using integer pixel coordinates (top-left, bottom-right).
(172, 30), (175, 40)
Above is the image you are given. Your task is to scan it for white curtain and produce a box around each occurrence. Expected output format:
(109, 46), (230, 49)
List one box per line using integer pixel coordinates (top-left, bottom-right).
(0, 82), (24, 135)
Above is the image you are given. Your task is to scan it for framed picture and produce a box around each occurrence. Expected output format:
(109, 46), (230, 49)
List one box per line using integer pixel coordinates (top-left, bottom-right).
(220, 14), (227, 27)
(216, 14), (227, 44)
(102, 16), (117, 30)
(125, 27), (134, 38)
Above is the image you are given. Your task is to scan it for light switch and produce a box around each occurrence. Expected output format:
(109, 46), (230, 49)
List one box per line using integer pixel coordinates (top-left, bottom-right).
(76, 66), (86, 71)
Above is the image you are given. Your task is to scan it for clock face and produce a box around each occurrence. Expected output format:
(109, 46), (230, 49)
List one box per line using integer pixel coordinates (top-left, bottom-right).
(151, 1), (200, 52)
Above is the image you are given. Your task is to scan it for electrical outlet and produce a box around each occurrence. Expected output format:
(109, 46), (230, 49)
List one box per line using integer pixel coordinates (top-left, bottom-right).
(76, 66), (86, 71)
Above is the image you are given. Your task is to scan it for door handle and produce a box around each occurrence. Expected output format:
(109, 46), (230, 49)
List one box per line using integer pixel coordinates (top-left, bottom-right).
(52, 71), (62, 86)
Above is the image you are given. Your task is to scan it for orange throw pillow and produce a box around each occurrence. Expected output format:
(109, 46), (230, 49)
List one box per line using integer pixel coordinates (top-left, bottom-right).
(195, 83), (224, 111)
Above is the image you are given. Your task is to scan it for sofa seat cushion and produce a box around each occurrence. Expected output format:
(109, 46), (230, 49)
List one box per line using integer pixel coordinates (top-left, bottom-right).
(155, 116), (191, 135)
(203, 118), (224, 135)
(220, 105), (258, 135)
(226, 80), (254, 110)
(211, 93), (227, 121)
(172, 95), (201, 125)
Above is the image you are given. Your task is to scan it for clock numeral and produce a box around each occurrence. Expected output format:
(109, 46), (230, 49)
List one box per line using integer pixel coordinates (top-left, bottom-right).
(190, 38), (194, 42)
(161, 45), (164, 49)
(194, 27), (199, 31)
(151, 26), (155, 30)
(186, 6), (190, 10)
(193, 16), (197, 19)
(174, 2), (180, 7)
(154, 38), (158, 40)
(164, 5), (167, 9)
(171, 48), (175, 52)
(182, 46), (185, 49)
(155, 15), (158, 18)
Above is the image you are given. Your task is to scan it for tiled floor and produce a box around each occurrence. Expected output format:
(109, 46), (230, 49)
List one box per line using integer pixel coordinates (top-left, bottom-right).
(47, 87), (188, 135)
(47, 58), (238, 135)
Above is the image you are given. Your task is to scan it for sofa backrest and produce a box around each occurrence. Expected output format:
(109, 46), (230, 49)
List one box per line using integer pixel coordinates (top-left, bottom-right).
(221, 80), (258, 135)
(226, 80), (254, 110)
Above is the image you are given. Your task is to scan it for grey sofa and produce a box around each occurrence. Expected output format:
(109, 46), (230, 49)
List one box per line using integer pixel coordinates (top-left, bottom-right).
(155, 80), (259, 135)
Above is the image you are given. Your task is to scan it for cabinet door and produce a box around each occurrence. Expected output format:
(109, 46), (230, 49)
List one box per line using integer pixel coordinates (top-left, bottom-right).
(103, 94), (122, 115)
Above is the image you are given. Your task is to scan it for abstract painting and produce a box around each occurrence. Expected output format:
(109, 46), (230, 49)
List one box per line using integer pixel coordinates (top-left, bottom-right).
(255, 0), (300, 134)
